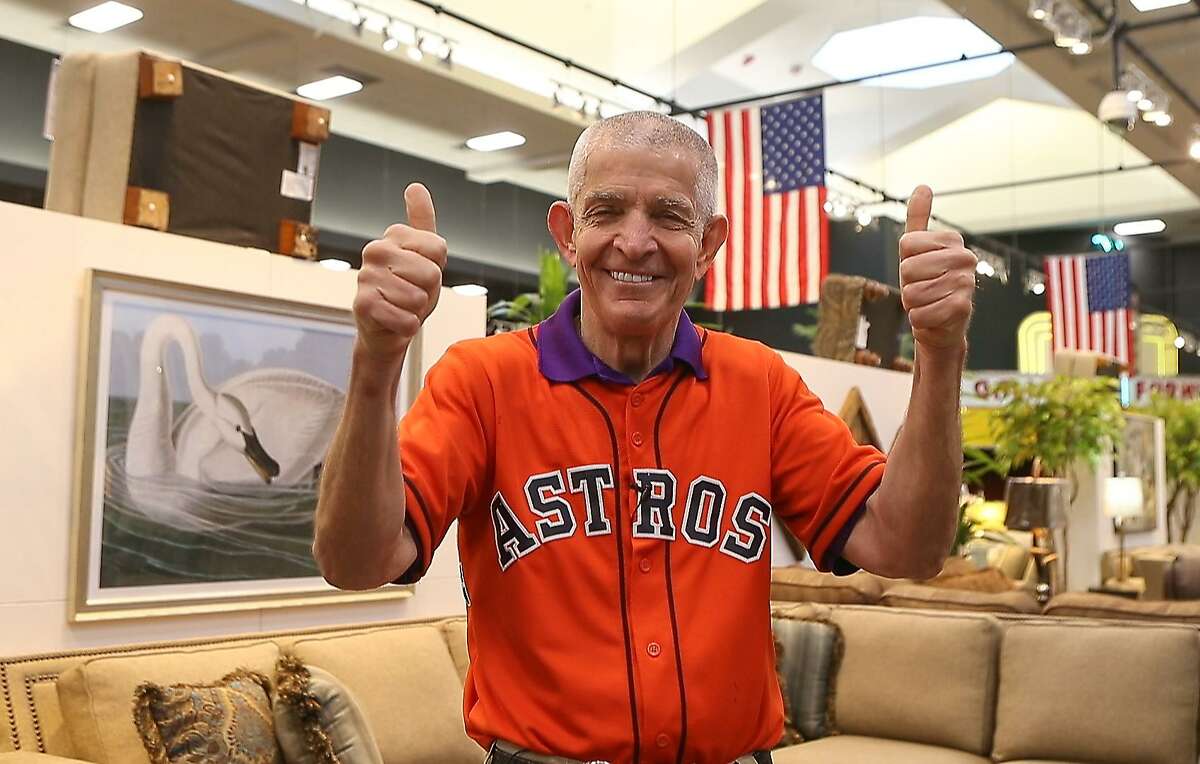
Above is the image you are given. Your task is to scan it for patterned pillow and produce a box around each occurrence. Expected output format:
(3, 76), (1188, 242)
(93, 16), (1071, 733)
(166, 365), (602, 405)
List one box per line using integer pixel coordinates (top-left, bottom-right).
(772, 615), (844, 745)
(273, 656), (383, 764)
(132, 669), (283, 764)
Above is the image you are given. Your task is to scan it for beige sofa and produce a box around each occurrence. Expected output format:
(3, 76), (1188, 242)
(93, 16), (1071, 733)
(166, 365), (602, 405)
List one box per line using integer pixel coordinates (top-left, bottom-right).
(771, 602), (1199, 764)
(3, 606), (1196, 764)
(0, 615), (482, 764)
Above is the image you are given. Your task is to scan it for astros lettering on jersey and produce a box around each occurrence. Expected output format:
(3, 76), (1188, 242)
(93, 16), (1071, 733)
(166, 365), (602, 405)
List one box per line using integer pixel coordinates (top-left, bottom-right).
(397, 289), (885, 763)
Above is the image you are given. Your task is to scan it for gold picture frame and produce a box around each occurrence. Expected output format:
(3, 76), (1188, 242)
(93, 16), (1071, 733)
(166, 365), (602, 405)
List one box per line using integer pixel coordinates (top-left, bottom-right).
(68, 270), (419, 621)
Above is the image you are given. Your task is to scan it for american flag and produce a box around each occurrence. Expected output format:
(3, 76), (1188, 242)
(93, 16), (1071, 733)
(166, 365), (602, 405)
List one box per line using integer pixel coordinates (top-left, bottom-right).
(704, 94), (829, 311)
(1044, 252), (1136, 368)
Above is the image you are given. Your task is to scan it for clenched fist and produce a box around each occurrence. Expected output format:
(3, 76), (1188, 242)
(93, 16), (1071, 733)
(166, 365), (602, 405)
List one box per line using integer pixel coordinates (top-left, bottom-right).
(354, 183), (447, 361)
(898, 185), (976, 355)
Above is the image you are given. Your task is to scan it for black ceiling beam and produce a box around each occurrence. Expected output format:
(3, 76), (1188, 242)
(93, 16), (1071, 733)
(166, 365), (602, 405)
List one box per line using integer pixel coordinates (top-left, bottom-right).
(672, 39), (1059, 117)
(404, 0), (684, 113)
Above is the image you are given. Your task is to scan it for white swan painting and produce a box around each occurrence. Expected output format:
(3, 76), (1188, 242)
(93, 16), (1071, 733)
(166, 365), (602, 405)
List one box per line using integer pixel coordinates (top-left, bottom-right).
(92, 294), (354, 592)
(124, 314), (344, 502)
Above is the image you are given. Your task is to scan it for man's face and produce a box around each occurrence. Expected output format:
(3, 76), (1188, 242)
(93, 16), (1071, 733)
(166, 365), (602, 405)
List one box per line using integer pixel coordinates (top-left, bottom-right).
(550, 144), (726, 338)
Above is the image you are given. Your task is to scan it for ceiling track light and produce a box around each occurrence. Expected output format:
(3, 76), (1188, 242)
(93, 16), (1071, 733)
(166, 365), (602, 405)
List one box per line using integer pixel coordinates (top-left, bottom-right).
(1116, 63), (1174, 130)
(1189, 125), (1200, 161)
(1024, 268), (1047, 296)
(1031, 1), (1094, 54)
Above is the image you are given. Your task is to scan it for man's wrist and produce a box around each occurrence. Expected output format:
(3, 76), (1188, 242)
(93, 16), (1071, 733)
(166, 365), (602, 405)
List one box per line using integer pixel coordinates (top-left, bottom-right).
(914, 339), (967, 366)
(350, 340), (409, 398)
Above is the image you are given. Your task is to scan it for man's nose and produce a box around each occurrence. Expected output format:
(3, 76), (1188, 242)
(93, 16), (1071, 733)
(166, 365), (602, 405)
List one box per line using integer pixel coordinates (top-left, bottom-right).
(612, 212), (658, 260)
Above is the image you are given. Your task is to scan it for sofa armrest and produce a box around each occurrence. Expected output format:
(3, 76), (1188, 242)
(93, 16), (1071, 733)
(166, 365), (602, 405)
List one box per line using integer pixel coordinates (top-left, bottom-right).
(0, 753), (95, 763)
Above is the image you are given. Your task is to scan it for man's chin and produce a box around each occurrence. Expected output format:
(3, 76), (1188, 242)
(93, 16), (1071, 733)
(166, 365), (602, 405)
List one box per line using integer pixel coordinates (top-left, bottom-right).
(595, 304), (674, 337)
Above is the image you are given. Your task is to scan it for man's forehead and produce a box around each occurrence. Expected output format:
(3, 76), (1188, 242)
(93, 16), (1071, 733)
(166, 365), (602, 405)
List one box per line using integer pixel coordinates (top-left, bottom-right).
(579, 145), (701, 206)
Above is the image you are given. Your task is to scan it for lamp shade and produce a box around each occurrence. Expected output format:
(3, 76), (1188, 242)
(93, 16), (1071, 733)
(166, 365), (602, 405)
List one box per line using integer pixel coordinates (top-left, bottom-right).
(1104, 477), (1144, 520)
(1004, 477), (1070, 530)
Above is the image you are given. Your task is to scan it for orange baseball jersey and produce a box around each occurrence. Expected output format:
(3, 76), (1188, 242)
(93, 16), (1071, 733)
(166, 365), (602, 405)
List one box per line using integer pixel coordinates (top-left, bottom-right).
(396, 289), (886, 763)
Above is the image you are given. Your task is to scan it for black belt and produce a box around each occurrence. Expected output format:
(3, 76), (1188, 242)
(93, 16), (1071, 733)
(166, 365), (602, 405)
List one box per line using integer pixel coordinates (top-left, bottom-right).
(486, 742), (773, 764)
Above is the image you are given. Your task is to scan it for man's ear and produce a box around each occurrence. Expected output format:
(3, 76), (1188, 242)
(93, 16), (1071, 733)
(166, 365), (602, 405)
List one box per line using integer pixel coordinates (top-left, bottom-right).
(547, 201), (577, 267)
(694, 214), (729, 281)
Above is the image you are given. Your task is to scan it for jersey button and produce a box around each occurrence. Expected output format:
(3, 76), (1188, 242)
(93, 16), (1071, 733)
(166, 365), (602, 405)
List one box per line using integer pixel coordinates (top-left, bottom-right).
(656, 733), (670, 748)
(639, 558), (652, 573)
(631, 392), (644, 407)
(647, 641), (662, 658)
(632, 432), (644, 447)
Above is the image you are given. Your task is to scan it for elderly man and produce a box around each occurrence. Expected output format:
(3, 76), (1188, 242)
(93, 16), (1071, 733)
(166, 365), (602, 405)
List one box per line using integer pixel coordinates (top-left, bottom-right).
(314, 111), (975, 764)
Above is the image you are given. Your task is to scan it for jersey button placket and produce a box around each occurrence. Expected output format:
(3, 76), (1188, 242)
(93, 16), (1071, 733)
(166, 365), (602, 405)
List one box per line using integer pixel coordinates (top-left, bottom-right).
(631, 431), (644, 447)
(647, 641), (662, 658)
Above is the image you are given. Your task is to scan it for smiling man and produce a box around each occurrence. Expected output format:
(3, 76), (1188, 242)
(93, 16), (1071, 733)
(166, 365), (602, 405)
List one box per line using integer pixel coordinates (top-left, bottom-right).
(314, 111), (975, 764)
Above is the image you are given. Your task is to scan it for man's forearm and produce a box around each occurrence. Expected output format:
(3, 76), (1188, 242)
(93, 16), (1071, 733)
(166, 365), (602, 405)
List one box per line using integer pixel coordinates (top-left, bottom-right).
(868, 343), (965, 576)
(313, 343), (418, 590)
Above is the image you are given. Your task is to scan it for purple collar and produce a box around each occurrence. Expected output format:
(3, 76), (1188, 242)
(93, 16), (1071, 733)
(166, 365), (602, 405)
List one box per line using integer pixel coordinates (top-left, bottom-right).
(537, 289), (707, 385)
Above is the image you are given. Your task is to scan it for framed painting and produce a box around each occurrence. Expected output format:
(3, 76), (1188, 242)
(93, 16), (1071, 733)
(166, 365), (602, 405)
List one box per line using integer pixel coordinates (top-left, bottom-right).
(1115, 412), (1162, 534)
(69, 270), (420, 621)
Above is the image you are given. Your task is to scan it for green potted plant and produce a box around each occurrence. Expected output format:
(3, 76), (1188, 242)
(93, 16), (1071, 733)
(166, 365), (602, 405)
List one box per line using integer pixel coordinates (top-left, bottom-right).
(487, 248), (570, 333)
(990, 376), (1125, 499)
(1136, 394), (1200, 542)
(989, 376), (1125, 591)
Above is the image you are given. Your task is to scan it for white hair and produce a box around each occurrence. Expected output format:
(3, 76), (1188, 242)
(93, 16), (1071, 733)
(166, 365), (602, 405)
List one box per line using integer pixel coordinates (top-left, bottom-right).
(566, 111), (718, 221)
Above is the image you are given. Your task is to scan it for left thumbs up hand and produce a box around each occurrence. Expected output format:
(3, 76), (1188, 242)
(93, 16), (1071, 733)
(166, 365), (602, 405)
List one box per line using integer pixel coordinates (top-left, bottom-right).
(898, 185), (977, 357)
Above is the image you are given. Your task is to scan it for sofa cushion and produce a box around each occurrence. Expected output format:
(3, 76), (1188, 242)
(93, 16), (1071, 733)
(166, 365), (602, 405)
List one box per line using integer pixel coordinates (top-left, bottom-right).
(772, 735), (990, 763)
(439, 618), (470, 684)
(771, 613), (843, 742)
(291, 625), (483, 763)
(831, 607), (999, 755)
(881, 583), (1040, 614)
(1044, 591), (1200, 624)
(771, 567), (885, 605)
(132, 669), (282, 764)
(924, 566), (1014, 593)
(55, 641), (279, 764)
(273, 657), (383, 764)
(993, 619), (1199, 764)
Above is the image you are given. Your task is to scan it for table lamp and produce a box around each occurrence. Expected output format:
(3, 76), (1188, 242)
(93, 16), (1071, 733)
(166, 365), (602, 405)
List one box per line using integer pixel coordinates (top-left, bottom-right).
(1004, 477), (1070, 596)
(1104, 476), (1144, 582)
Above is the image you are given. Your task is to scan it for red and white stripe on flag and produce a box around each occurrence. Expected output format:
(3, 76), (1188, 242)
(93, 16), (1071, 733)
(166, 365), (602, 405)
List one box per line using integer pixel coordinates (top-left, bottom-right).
(703, 107), (829, 311)
(1044, 254), (1135, 368)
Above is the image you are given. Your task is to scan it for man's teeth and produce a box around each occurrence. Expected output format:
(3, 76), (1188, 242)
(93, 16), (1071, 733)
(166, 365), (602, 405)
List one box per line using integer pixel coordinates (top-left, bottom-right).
(610, 271), (654, 283)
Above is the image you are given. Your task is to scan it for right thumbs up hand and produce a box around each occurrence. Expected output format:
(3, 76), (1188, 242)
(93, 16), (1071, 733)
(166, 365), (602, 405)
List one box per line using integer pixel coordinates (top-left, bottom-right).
(354, 182), (447, 363)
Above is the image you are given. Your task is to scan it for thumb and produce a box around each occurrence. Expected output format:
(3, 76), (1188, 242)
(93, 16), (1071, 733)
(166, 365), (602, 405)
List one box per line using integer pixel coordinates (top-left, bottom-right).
(904, 185), (932, 234)
(404, 182), (437, 233)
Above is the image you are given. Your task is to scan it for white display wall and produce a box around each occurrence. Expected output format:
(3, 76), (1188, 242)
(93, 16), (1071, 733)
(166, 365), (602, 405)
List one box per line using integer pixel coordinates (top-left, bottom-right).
(0, 202), (483, 656)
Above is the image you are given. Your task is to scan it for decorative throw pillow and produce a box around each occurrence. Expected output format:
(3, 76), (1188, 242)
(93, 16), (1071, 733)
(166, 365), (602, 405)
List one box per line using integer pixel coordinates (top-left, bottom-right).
(772, 615), (844, 745)
(132, 669), (283, 764)
(273, 656), (384, 764)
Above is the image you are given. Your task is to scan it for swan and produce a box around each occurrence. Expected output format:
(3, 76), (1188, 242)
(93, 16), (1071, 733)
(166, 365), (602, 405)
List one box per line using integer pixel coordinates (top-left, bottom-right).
(123, 314), (346, 510)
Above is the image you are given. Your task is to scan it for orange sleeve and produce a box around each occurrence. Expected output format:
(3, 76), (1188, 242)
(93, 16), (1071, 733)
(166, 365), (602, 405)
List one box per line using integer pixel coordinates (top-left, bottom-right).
(393, 343), (494, 584)
(769, 352), (886, 573)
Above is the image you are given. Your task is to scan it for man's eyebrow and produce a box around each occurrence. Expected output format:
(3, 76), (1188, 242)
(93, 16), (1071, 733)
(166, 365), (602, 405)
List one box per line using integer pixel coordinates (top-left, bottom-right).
(582, 190), (626, 205)
(654, 195), (695, 213)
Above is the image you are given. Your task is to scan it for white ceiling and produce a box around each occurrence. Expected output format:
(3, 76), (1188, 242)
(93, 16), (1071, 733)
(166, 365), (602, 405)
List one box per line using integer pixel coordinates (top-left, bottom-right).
(3, 0), (1198, 239)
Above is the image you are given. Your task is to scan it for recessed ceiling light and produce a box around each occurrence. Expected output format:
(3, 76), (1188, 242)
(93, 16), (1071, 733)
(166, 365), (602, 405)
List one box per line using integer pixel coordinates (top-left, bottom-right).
(1130, 0), (1189, 10)
(1153, 112), (1173, 127)
(296, 75), (362, 101)
(68, 2), (143, 33)
(1113, 219), (1166, 236)
(451, 284), (489, 297)
(811, 17), (1014, 89)
(465, 131), (526, 152)
(318, 258), (352, 272)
